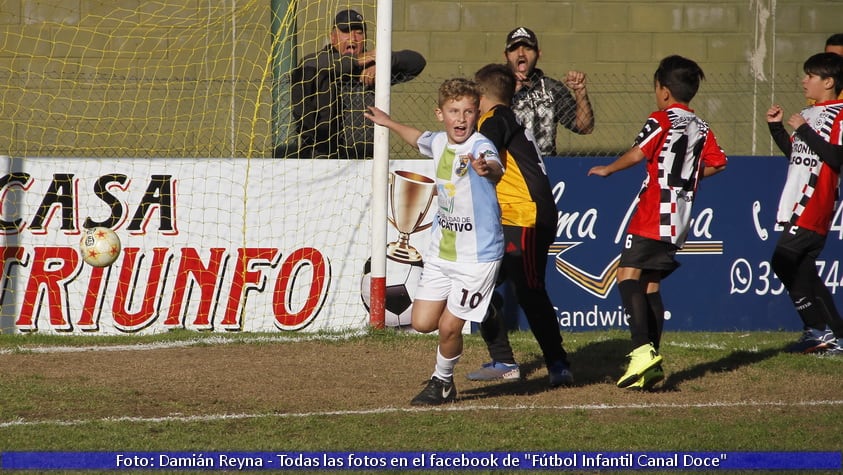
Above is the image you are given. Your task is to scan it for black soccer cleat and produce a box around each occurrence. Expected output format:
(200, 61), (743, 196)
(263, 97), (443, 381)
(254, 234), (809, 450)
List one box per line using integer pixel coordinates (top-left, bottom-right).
(411, 376), (457, 406)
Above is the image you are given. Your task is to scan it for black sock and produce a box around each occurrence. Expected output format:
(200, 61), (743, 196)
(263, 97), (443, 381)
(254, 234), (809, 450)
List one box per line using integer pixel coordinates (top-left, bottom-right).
(646, 291), (664, 351)
(618, 279), (649, 348)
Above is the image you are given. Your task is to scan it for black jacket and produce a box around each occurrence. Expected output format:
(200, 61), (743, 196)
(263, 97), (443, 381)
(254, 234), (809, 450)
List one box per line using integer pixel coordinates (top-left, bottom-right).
(291, 45), (425, 158)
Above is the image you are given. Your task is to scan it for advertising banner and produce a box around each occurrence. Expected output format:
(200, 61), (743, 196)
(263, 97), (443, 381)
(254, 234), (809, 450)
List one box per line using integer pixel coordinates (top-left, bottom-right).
(1, 156), (840, 334)
(542, 156), (843, 331)
(0, 157), (373, 334)
(381, 156), (843, 333)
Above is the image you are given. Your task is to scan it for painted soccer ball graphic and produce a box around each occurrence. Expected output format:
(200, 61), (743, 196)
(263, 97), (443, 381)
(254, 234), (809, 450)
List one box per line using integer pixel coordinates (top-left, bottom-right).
(79, 227), (122, 268)
(360, 256), (423, 328)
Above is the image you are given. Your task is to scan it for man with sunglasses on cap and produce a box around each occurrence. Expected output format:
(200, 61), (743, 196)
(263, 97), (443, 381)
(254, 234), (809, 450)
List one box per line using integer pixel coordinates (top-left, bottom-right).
(289, 9), (426, 159)
(503, 26), (594, 157)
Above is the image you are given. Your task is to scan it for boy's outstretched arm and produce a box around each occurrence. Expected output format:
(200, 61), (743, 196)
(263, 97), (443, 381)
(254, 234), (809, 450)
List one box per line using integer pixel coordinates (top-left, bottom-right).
(364, 106), (423, 147)
(702, 164), (727, 178)
(587, 146), (646, 177)
(469, 153), (503, 183)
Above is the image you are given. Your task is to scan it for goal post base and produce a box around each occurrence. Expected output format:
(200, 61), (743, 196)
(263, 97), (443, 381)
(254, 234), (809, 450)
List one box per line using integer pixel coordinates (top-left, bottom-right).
(369, 276), (386, 329)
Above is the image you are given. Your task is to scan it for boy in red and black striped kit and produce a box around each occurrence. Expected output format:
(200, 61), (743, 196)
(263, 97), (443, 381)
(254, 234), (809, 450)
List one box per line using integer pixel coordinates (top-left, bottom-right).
(589, 55), (727, 389)
(767, 52), (843, 355)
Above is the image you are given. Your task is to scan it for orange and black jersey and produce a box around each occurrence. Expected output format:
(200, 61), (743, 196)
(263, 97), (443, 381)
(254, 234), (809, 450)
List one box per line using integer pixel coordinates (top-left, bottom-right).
(478, 105), (557, 229)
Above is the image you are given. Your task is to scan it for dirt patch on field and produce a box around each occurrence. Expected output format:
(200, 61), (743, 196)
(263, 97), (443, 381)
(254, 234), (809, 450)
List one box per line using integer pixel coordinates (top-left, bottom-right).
(1, 332), (838, 424)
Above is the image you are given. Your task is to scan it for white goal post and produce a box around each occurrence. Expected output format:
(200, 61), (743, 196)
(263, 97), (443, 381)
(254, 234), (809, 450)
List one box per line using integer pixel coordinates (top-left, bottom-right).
(368, 0), (395, 329)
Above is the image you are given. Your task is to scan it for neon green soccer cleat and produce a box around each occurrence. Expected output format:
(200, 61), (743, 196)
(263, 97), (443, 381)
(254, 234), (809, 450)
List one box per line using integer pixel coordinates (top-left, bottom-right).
(617, 343), (663, 388)
(628, 364), (665, 390)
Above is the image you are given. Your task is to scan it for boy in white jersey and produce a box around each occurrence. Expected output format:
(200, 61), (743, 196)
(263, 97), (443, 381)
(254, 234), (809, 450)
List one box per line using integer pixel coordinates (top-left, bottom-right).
(365, 78), (505, 405)
(588, 56), (727, 389)
(766, 52), (843, 355)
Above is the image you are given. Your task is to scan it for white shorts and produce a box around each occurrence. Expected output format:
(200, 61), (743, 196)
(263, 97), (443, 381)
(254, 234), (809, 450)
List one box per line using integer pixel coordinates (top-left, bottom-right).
(414, 257), (501, 323)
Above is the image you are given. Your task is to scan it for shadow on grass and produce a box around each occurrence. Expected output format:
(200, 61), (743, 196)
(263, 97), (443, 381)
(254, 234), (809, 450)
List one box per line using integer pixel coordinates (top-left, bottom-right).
(459, 338), (783, 400)
(458, 338), (631, 400)
(659, 347), (781, 391)
(569, 338), (782, 392)
(567, 337), (630, 385)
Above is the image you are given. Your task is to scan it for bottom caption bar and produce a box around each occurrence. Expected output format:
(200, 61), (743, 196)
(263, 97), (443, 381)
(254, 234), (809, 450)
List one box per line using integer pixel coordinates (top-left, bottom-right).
(1, 451), (841, 471)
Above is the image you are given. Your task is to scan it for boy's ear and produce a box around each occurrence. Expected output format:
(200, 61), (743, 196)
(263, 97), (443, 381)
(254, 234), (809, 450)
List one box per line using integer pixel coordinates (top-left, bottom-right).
(434, 107), (444, 122)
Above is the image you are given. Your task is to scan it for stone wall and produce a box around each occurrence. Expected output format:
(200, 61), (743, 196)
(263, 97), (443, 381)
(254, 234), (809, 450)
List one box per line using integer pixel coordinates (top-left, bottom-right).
(0, 1), (840, 157)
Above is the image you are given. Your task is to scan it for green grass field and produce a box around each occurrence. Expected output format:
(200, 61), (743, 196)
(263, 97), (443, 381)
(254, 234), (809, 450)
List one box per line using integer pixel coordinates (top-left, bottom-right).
(0, 329), (841, 474)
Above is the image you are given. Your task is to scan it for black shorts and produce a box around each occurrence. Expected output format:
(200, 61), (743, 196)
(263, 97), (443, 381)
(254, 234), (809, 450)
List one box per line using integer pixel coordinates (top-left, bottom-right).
(619, 234), (680, 278)
(774, 223), (826, 259)
(497, 224), (553, 286)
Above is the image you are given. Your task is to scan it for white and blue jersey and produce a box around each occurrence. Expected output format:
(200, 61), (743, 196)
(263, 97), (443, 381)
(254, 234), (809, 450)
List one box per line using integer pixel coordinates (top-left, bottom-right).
(416, 131), (504, 263)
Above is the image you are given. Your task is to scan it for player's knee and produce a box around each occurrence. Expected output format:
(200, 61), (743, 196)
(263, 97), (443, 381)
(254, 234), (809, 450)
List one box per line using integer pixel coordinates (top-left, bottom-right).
(411, 318), (437, 333)
(437, 314), (465, 340)
(771, 247), (797, 282)
(410, 310), (438, 333)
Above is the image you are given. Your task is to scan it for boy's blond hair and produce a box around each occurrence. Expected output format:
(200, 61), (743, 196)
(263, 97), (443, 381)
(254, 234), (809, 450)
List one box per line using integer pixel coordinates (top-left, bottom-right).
(438, 78), (480, 107)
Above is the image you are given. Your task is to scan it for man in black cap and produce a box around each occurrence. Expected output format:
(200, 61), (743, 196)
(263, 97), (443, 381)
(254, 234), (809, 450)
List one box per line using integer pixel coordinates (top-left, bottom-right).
(503, 26), (594, 158)
(288, 9), (426, 159)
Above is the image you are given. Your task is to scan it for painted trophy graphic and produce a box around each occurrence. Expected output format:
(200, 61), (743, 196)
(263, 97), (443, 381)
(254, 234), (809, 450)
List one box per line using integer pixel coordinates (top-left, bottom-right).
(387, 170), (436, 263)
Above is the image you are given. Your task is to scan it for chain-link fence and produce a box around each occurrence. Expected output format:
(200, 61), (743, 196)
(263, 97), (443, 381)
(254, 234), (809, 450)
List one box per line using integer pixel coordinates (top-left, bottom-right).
(0, 71), (808, 159)
(385, 72), (810, 160)
(0, 0), (824, 160)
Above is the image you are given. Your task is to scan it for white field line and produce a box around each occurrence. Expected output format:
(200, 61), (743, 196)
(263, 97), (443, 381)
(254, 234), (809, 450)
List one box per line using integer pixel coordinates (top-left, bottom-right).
(0, 332), (791, 355)
(3, 333), (838, 429)
(2, 399), (843, 429)
(668, 341), (731, 350)
(4, 337), (743, 355)
(0, 332), (366, 355)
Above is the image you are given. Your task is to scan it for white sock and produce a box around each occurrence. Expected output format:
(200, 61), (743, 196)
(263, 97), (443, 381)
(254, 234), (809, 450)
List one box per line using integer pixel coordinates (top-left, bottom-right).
(433, 346), (461, 381)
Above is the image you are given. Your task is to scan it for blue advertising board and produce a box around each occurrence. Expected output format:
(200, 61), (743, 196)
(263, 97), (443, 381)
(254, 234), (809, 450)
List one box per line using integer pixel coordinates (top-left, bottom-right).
(517, 156), (843, 332)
